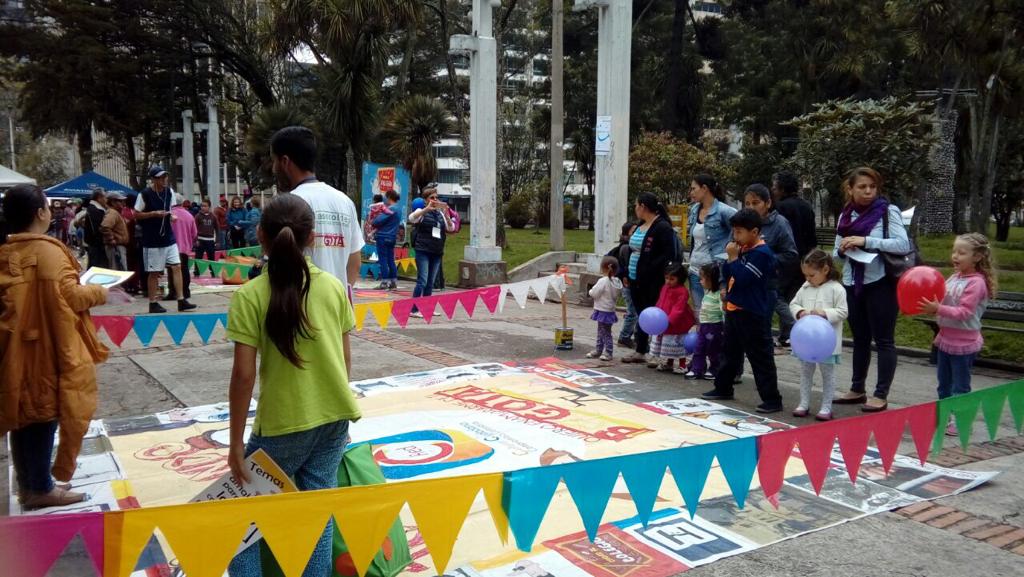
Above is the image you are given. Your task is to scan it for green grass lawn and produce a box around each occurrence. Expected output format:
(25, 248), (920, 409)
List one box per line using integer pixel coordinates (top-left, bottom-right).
(917, 224), (1024, 271)
(439, 226), (595, 284)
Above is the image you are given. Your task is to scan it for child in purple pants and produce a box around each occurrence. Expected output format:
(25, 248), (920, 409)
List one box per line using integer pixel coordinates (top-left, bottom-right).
(686, 263), (724, 379)
(587, 256), (623, 361)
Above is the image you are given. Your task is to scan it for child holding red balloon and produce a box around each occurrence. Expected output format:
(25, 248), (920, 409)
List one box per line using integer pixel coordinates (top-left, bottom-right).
(648, 262), (695, 373)
(918, 233), (996, 436)
(789, 249), (849, 420)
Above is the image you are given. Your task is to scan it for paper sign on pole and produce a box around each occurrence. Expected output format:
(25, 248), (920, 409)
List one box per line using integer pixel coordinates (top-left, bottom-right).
(595, 116), (612, 156)
(190, 449), (297, 555)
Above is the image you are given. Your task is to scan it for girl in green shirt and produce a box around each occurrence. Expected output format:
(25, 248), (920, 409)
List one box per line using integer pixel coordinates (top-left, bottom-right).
(226, 193), (361, 577)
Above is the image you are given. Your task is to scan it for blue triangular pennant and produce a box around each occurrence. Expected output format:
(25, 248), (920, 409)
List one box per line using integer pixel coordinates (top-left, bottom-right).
(191, 314), (220, 344)
(713, 437), (758, 509)
(666, 444), (716, 519)
(504, 466), (563, 552)
(133, 316), (163, 347)
(161, 315), (191, 345)
(617, 450), (669, 527)
(216, 313), (229, 328)
(561, 459), (621, 541)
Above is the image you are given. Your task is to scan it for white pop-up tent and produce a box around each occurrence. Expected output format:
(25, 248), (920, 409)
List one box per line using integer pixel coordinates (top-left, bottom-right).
(0, 164), (37, 189)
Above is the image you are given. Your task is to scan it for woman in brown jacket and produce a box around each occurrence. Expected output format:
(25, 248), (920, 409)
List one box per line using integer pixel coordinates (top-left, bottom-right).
(0, 184), (120, 509)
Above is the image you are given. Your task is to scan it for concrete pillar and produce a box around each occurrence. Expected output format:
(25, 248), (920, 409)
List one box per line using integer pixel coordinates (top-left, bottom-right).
(576, 0), (631, 261)
(206, 97), (220, 207)
(549, 0), (565, 250)
(181, 109), (194, 200)
(451, 0), (506, 286)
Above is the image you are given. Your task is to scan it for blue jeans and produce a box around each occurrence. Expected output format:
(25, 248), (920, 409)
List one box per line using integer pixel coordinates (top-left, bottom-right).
(377, 238), (397, 282)
(228, 420), (351, 577)
(936, 350), (976, 399)
(689, 272), (704, 313)
(618, 284), (638, 340)
(10, 421), (58, 494)
(412, 251), (443, 305)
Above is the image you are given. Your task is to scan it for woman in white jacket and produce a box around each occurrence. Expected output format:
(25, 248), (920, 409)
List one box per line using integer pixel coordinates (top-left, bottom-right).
(587, 256), (624, 360)
(790, 249), (849, 420)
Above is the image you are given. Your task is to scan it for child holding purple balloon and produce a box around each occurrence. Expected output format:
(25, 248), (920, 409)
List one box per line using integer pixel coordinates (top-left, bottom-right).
(685, 263), (725, 380)
(648, 263), (696, 373)
(789, 249), (848, 420)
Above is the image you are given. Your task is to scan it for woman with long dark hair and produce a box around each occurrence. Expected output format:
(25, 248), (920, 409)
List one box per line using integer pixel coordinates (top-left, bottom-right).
(1, 184), (124, 509)
(686, 174), (736, 309)
(226, 193), (362, 576)
(622, 192), (681, 363)
(833, 167), (910, 412)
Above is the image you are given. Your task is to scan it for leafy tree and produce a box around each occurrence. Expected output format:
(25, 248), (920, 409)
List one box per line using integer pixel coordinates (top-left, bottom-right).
(16, 136), (69, 188)
(628, 130), (734, 205)
(380, 96), (452, 192)
(244, 106), (313, 189)
(784, 97), (936, 218)
(991, 117), (1024, 242)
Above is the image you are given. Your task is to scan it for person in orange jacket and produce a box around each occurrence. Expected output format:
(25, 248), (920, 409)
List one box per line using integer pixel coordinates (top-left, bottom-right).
(0, 184), (130, 509)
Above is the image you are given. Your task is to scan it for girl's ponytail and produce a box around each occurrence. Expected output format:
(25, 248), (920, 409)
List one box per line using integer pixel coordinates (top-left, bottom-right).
(262, 194), (316, 367)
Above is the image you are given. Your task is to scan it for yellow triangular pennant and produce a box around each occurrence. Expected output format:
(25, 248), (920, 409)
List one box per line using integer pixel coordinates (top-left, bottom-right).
(332, 484), (407, 577)
(107, 509), (159, 577)
(367, 301), (393, 329)
(479, 473), (510, 544)
(353, 303), (370, 331)
(251, 494), (335, 577)
(405, 476), (485, 573)
(157, 499), (253, 577)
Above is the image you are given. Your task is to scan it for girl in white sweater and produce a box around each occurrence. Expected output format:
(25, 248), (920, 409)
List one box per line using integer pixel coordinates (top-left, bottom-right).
(587, 256), (624, 360)
(789, 249), (849, 420)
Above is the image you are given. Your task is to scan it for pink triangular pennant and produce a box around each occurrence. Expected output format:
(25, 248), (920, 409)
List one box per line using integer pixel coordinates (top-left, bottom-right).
(456, 290), (480, 317)
(870, 410), (906, 474)
(756, 430), (797, 507)
(835, 416), (874, 483)
(390, 299), (415, 328)
(412, 296), (440, 324)
(94, 315), (135, 347)
(0, 513), (104, 577)
(902, 403), (938, 465)
(794, 425), (838, 495)
(436, 292), (462, 320)
(478, 286), (502, 314)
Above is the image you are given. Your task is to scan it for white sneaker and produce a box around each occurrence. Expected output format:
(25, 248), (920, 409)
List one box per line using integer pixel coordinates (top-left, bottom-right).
(599, 353), (612, 361)
(585, 350), (601, 358)
(433, 311), (442, 317)
(410, 311), (424, 318)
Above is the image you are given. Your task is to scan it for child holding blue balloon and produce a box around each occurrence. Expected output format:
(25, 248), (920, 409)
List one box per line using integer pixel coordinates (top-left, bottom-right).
(789, 249), (848, 420)
(648, 262), (696, 373)
(685, 263), (725, 380)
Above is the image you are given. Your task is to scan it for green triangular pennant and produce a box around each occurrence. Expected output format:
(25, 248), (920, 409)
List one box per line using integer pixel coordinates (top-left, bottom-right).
(195, 260), (211, 276)
(978, 386), (1009, 442)
(948, 394), (982, 450)
(210, 261), (224, 276)
(1007, 383), (1024, 433)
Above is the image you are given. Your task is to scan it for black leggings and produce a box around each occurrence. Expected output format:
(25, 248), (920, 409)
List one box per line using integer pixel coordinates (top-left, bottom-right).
(846, 277), (899, 399)
(630, 279), (664, 355)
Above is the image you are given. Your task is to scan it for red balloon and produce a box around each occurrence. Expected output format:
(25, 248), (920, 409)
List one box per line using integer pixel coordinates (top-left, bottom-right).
(897, 266), (946, 315)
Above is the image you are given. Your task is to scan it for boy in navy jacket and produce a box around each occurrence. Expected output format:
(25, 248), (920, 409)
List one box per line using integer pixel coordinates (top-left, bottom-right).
(702, 208), (783, 413)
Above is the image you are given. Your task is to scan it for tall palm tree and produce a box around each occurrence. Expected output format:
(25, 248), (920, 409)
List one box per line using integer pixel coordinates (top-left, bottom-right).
(244, 105), (312, 188)
(380, 96), (452, 192)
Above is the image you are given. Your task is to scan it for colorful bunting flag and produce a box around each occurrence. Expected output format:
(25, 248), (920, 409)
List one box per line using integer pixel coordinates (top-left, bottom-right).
(478, 286), (502, 314)
(934, 381), (1024, 452)
(708, 437), (758, 509)
(457, 290), (480, 318)
(505, 280), (532, 309)
(93, 315), (136, 347)
(504, 466), (563, 552)
(436, 292), (462, 320)
(412, 296), (440, 323)
(529, 277), (551, 305)
(390, 299), (415, 328)
(617, 451), (669, 527)
(132, 316), (163, 347)
(666, 444), (716, 518)
(161, 315), (192, 345)
(0, 513), (105, 577)
(561, 459), (621, 540)
(191, 314), (221, 344)
(353, 303), (371, 332)
(367, 302), (393, 329)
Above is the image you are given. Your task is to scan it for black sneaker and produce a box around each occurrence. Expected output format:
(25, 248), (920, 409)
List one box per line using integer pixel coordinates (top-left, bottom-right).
(177, 300), (198, 312)
(701, 389), (734, 401)
(162, 293), (178, 302)
(149, 302), (167, 314)
(756, 403), (783, 414)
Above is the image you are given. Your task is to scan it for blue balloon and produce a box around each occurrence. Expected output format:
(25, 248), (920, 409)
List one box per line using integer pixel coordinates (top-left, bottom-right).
(683, 332), (699, 354)
(412, 198), (426, 210)
(638, 307), (669, 336)
(790, 315), (837, 363)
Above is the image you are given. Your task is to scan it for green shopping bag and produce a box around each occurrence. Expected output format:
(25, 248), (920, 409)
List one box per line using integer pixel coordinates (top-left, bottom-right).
(259, 443), (412, 577)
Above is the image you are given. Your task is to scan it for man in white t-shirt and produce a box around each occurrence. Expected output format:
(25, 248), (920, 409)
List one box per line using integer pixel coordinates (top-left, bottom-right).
(271, 126), (364, 286)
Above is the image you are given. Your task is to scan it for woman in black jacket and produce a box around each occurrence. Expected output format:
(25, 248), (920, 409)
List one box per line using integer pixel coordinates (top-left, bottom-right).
(622, 193), (680, 363)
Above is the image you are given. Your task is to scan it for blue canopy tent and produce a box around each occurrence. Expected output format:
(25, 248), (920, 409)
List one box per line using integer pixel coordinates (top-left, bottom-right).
(45, 171), (136, 200)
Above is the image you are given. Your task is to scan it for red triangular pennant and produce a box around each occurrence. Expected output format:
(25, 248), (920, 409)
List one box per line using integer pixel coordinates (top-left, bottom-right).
(93, 315), (136, 347)
(478, 286), (502, 314)
(436, 292), (461, 320)
(390, 299), (415, 328)
(902, 403), (938, 465)
(870, 410), (906, 474)
(793, 424), (838, 495)
(835, 415), (874, 483)
(756, 430), (797, 507)
(456, 290), (479, 317)
(412, 296), (440, 324)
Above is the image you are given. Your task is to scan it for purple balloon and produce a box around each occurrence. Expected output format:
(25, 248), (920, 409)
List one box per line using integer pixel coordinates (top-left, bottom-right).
(790, 315), (837, 363)
(638, 307), (669, 336)
(683, 332), (699, 354)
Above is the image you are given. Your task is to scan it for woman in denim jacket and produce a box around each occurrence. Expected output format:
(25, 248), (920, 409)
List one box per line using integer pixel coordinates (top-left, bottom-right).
(687, 174), (737, 308)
